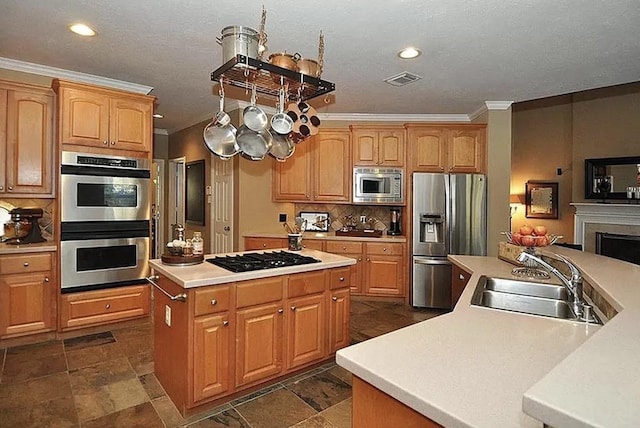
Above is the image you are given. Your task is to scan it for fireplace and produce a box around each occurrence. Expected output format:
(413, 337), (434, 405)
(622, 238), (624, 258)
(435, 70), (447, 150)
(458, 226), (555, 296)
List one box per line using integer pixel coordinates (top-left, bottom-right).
(596, 232), (640, 265)
(572, 203), (640, 253)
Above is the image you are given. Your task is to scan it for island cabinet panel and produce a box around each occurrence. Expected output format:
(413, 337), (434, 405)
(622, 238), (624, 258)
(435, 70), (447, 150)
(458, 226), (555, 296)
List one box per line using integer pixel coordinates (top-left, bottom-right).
(235, 302), (284, 387)
(328, 288), (350, 353)
(0, 252), (57, 338)
(193, 313), (231, 402)
(451, 264), (471, 309)
(0, 80), (55, 197)
(286, 293), (326, 370)
(244, 237), (286, 251)
(288, 270), (325, 298)
(236, 277), (284, 308)
(194, 285), (230, 317)
(353, 376), (443, 428)
(351, 126), (405, 167)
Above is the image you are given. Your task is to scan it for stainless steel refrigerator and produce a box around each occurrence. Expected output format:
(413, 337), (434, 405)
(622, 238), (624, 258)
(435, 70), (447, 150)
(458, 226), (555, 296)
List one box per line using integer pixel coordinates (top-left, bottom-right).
(412, 173), (487, 308)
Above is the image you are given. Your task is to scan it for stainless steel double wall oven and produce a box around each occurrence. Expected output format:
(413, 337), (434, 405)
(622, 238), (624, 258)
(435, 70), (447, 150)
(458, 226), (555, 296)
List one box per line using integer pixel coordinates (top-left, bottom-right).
(60, 151), (151, 293)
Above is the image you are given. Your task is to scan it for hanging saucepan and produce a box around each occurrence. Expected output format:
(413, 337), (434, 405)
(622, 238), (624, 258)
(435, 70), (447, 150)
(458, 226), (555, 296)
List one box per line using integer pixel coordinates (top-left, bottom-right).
(268, 52), (300, 83)
(236, 125), (273, 161)
(269, 132), (295, 162)
(296, 58), (322, 78)
(243, 84), (269, 132)
(203, 88), (238, 159)
(270, 88), (294, 135)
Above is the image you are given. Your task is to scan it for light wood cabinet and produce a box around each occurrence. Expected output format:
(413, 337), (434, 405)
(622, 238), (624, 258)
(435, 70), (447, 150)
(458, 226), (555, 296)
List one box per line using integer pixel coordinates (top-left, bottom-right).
(273, 129), (351, 203)
(326, 241), (364, 295)
(286, 293), (326, 370)
(0, 81), (54, 197)
(244, 237), (286, 251)
(302, 239), (325, 251)
(59, 284), (150, 331)
(328, 287), (350, 353)
(351, 126), (405, 167)
(451, 264), (471, 309)
(0, 252), (56, 338)
(193, 313), (231, 402)
(407, 125), (486, 173)
(55, 79), (154, 153)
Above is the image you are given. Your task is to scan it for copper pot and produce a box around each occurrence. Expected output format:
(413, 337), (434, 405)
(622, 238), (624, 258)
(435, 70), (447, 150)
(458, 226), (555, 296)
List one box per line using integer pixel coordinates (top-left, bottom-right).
(296, 58), (321, 78)
(268, 52), (300, 83)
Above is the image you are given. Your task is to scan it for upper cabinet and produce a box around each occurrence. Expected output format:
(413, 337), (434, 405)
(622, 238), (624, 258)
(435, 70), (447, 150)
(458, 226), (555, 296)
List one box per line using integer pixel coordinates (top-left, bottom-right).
(54, 80), (154, 154)
(407, 124), (486, 173)
(0, 80), (55, 198)
(351, 126), (405, 167)
(273, 129), (351, 203)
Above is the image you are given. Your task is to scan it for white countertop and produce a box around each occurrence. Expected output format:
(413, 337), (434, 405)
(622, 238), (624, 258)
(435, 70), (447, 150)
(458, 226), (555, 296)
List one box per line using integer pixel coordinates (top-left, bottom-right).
(244, 232), (407, 243)
(149, 249), (356, 288)
(0, 241), (57, 254)
(337, 246), (640, 427)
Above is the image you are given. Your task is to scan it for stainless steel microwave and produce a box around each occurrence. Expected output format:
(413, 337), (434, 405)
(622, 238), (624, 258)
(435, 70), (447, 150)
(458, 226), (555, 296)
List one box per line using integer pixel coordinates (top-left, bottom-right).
(353, 167), (404, 204)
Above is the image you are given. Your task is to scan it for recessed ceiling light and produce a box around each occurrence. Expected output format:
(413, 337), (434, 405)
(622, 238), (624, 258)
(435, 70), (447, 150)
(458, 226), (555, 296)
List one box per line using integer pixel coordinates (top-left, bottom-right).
(69, 24), (96, 37)
(398, 47), (422, 59)
(153, 113), (164, 119)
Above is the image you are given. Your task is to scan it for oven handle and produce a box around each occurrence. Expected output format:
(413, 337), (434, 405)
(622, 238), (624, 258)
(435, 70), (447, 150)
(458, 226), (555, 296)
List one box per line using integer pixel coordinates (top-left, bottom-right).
(146, 275), (187, 302)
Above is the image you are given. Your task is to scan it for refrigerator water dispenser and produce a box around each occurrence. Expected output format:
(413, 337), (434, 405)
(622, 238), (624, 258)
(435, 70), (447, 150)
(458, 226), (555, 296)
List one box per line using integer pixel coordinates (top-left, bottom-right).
(419, 213), (444, 243)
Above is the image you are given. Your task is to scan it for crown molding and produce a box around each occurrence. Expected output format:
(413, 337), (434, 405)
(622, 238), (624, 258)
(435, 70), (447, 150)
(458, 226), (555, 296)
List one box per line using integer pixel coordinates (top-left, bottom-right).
(485, 101), (513, 110)
(0, 57), (153, 94)
(316, 113), (472, 122)
(153, 128), (169, 136)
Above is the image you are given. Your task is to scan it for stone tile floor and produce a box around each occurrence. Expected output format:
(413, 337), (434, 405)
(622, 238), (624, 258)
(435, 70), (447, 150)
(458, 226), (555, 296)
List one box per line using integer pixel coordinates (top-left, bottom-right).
(0, 300), (446, 427)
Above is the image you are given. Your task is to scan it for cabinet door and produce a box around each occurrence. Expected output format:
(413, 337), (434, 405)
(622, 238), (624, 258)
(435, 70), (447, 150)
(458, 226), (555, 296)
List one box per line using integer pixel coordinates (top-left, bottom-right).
(235, 303), (283, 387)
(244, 237), (286, 251)
(60, 86), (110, 147)
(286, 293), (326, 370)
(408, 127), (447, 173)
(0, 88), (7, 193)
(352, 129), (378, 166)
(328, 288), (350, 353)
(378, 130), (405, 166)
(5, 89), (54, 196)
(314, 131), (351, 201)
(193, 313), (231, 402)
(302, 239), (325, 251)
(451, 264), (471, 309)
(447, 127), (485, 173)
(0, 272), (55, 337)
(273, 140), (312, 201)
(109, 97), (152, 152)
(344, 253), (363, 295)
(365, 255), (404, 297)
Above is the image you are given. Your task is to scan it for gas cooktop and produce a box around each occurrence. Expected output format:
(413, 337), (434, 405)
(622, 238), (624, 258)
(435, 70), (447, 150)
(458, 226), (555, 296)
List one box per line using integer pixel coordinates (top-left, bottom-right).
(206, 251), (321, 273)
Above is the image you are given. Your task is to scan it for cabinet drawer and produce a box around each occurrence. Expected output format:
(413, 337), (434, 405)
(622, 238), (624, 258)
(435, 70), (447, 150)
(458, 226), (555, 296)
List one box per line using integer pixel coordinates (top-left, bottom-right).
(0, 252), (52, 275)
(326, 241), (363, 254)
(194, 285), (231, 316)
(329, 267), (351, 290)
(236, 277), (284, 308)
(244, 238), (286, 251)
(366, 242), (404, 256)
(60, 285), (150, 330)
(302, 239), (325, 251)
(288, 270), (326, 298)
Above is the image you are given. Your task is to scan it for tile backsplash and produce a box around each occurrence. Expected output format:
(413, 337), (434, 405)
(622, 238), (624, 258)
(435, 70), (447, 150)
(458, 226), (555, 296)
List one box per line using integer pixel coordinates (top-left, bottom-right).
(294, 203), (401, 233)
(0, 198), (55, 240)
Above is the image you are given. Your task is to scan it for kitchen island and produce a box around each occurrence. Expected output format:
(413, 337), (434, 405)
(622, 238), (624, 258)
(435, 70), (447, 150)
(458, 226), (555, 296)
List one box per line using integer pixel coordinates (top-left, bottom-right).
(148, 249), (355, 416)
(337, 246), (640, 427)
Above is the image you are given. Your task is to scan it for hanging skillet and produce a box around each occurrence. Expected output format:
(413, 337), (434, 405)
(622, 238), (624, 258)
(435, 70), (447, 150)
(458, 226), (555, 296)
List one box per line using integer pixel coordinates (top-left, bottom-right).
(242, 84), (269, 132)
(203, 86), (238, 159)
(236, 125), (273, 161)
(270, 88), (294, 135)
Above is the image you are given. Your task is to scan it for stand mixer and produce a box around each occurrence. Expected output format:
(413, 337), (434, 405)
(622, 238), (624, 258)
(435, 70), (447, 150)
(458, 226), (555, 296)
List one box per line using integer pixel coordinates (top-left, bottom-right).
(4, 208), (46, 244)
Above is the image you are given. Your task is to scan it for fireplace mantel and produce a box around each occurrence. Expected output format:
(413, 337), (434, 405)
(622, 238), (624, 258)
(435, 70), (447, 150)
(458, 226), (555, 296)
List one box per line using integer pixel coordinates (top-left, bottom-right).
(571, 202), (640, 245)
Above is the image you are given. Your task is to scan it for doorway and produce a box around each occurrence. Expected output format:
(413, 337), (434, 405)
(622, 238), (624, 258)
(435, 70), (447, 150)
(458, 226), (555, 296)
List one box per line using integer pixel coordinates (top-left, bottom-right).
(151, 159), (166, 258)
(211, 155), (235, 253)
(168, 157), (186, 242)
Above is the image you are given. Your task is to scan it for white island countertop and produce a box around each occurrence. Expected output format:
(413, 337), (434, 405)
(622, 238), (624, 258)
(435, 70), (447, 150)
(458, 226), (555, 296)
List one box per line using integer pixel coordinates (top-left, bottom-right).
(149, 249), (356, 288)
(337, 246), (640, 427)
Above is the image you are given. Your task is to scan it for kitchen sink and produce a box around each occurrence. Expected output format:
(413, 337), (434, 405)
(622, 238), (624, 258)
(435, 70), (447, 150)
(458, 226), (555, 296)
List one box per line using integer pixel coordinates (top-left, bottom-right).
(470, 276), (601, 324)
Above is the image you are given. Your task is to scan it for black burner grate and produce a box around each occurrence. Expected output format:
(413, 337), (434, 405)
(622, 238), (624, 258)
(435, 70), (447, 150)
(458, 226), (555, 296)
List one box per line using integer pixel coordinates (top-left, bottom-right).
(206, 251), (321, 273)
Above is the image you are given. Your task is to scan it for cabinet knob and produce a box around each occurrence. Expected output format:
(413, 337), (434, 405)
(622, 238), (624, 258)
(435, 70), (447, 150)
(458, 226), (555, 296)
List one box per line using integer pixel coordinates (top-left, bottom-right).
(342, 246), (347, 250)
(263, 243), (267, 248)
(332, 296), (338, 301)
(223, 320), (229, 326)
(210, 299), (217, 306)
(44, 277), (49, 282)
(105, 304), (111, 309)
(278, 308), (284, 314)
(110, 141), (116, 146)
(8, 186), (13, 191)
(383, 247), (387, 252)
(459, 273), (465, 280)
(103, 140), (109, 145)
(0, 186), (3, 191)
(339, 277), (345, 282)
(290, 306), (296, 311)
(367, 257), (371, 262)
(23, 262), (30, 267)
(358, 257), (362, 261)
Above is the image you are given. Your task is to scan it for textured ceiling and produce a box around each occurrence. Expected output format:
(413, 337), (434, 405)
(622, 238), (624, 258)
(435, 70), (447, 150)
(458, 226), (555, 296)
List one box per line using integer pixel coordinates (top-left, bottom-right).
(1, 0), (639, 133)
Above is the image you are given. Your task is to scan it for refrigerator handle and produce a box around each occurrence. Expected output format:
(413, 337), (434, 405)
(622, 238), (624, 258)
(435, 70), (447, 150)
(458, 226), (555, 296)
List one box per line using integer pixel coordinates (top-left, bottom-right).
(448, 175), (456, 254)
(414, 259), (451, 265)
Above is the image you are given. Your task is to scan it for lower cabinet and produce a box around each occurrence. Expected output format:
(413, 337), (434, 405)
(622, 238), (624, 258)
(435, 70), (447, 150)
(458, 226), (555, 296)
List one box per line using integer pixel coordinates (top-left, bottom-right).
(0, 252), (57, 338)
(152, 266), (351, 416)
(244, 237), (286, 251)
(451, 264), (471, 309)
(59, 284), (150, 331)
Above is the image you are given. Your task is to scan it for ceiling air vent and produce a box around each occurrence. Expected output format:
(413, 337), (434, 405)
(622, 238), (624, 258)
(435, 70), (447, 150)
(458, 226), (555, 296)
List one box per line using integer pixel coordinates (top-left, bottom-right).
(384, 71), (422, 87)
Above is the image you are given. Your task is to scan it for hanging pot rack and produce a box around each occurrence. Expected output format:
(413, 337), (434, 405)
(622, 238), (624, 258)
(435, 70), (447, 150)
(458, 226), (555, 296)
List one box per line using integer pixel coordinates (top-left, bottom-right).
(210, 54), (335, 102)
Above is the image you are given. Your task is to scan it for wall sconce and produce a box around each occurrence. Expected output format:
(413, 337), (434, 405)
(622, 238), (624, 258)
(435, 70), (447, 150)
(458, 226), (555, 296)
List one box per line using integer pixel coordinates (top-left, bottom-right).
(509, 194), (525, 231)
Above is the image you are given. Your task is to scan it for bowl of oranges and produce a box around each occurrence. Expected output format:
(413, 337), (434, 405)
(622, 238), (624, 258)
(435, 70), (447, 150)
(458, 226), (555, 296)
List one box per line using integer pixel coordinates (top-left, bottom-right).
(503, 225), (561, 248)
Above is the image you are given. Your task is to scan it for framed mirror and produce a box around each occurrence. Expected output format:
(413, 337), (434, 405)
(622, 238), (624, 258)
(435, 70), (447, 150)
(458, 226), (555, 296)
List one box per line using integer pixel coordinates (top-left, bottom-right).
(526, 181), (558, 219)
(585, 156), (640, 199)
(185, 160), (205, 225)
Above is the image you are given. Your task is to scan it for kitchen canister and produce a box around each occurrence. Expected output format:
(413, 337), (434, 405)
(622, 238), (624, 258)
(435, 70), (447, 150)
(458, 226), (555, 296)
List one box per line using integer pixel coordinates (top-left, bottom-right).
(288, 234), (302, 251)
(218, 26), (260, 63)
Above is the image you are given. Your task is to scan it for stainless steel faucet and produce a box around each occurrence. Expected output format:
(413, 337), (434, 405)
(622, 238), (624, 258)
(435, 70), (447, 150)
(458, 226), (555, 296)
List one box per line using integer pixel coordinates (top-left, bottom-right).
(516, 251), (585, 317)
